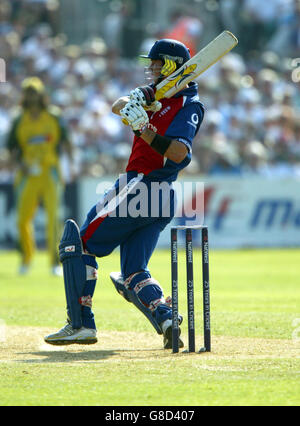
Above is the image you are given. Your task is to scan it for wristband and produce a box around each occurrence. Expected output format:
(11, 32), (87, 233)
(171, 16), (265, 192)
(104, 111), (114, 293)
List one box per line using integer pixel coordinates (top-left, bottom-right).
(150, 134), (172, 156)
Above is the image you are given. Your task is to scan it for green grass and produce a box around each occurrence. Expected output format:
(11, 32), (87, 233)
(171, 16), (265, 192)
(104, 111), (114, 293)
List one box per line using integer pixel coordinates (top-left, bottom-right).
(0, 249), (299, 406)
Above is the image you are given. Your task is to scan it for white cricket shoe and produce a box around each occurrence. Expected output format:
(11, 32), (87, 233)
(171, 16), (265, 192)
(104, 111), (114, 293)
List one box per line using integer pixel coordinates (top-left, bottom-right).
(44, 323), (97, 345)
(161, 318), (184, 350)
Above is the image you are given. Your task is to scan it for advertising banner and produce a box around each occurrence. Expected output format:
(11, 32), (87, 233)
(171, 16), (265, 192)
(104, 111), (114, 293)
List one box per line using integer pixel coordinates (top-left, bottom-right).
(1, 177), (300, 249)
(78, 176), (300, 249)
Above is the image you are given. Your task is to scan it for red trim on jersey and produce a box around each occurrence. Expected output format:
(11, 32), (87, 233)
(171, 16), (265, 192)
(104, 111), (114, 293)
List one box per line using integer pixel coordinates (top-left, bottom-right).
(81, 214), (107, 247)
(126, 96), (184, 175)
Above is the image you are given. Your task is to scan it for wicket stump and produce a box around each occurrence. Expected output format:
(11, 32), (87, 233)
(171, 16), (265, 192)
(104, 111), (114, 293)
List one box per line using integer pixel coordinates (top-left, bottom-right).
(171, 226), (211, 354)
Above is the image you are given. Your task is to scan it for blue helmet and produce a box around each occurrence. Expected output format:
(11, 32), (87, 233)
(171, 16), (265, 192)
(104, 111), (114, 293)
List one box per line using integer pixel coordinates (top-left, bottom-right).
(140, 39), (191, 67)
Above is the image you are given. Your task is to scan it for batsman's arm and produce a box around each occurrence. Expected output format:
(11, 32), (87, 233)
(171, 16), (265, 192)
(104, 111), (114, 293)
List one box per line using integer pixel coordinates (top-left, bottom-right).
(139, 128), (188, 164)
(112, 97), (188, 163)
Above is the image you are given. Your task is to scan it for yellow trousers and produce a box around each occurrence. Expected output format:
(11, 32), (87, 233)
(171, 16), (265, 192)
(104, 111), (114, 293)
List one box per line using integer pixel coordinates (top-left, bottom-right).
(16, 172), (62, 267)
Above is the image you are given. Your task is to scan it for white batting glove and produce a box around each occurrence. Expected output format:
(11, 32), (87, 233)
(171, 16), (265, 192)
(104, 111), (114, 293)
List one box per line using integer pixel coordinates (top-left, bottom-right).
(120, 100), (149, 132)
(130, 86), (155, 107)
(130, 86), (162, 113)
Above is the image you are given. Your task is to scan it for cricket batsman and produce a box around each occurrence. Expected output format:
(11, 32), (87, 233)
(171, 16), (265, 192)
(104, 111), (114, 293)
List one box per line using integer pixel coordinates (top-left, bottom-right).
(45, 39), (205, 349)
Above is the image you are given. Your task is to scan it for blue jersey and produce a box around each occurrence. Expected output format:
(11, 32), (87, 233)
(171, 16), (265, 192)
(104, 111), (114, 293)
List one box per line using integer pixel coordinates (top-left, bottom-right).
(126, 82), (204, 182)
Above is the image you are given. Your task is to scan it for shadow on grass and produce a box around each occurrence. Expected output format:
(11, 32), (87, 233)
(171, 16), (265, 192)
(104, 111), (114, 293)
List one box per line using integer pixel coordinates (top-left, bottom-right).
(16, 347), (168, 363)
(16, 349), (118, 363)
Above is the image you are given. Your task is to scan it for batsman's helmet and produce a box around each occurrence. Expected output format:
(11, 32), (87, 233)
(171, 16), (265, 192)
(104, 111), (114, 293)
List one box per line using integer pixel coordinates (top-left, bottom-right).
(140, 39), (191, 67)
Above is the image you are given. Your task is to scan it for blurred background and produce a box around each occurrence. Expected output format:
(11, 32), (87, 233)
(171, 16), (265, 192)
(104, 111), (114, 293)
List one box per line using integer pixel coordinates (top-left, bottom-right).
(0, 0), (300, 250)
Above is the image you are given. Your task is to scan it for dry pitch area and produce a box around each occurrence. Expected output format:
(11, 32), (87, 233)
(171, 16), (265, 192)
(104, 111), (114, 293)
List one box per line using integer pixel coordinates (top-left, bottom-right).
(1, 326), (299, 406)
(1, 326), (299, 364)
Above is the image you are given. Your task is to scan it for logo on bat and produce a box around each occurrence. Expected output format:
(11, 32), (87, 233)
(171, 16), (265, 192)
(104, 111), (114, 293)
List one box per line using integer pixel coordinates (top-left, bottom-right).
(156, 64), (197, 99)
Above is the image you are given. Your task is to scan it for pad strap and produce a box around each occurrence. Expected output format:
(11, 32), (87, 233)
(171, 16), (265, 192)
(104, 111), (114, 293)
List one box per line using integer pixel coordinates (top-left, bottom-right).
(149, 297), (166, 312)
(86, 265), (98, 280)
(134, 278), (159, 294)
(79, 295), (92, 308)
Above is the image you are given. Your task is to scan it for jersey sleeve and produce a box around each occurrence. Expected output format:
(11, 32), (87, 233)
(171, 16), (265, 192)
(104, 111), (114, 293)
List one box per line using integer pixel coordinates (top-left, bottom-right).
(164, 103), (204, 152)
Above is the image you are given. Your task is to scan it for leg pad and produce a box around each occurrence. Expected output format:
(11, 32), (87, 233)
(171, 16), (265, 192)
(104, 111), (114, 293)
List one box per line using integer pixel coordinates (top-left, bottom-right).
(110, 272), (163, 335)
(59, 220), (86, 329)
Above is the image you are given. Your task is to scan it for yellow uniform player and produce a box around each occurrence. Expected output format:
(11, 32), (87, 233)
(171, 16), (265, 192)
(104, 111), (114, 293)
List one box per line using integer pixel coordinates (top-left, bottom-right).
(6, 77), (72, 275)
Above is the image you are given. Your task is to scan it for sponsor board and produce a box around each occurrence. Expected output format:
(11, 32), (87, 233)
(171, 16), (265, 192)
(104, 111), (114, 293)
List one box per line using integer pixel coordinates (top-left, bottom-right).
(78, 176), (300, 248)
(1, 177), (300, 249)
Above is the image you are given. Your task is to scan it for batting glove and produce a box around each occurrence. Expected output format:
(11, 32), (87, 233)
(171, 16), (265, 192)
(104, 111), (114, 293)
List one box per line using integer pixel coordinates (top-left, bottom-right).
(120, 100), (149, 132)
(130, 86), (162, 112)
(130, 86), (155, 106)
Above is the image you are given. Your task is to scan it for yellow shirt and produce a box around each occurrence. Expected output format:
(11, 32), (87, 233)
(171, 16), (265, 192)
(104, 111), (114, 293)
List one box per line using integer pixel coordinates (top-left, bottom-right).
(7, 107), (68, 177)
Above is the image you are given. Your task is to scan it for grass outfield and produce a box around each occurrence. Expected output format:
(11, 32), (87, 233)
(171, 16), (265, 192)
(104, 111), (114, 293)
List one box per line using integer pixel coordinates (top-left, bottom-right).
(0, 248), (299, 406)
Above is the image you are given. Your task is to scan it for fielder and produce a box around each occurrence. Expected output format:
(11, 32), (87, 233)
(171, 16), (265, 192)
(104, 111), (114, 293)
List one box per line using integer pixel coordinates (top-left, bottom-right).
(7, 77), (72, 276)
(45, 39), (205, 349)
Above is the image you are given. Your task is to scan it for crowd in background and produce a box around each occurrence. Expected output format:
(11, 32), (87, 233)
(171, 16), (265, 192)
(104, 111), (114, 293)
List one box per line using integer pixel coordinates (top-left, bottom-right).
(0, 0), (300, 182)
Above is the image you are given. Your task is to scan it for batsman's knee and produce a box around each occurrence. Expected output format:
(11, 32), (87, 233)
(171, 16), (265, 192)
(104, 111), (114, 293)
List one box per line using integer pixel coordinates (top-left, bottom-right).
(59, 219), (83, 261)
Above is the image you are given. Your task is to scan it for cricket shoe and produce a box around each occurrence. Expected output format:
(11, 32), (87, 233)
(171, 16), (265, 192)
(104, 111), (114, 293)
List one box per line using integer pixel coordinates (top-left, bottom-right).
(161, 318), (184, 350)
(44, 322), (97, 346)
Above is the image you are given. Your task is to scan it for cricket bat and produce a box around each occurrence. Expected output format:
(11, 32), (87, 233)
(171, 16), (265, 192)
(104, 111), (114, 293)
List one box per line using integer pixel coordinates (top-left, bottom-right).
(154, 30), (238, 100)
(122, 30), (238, 125)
